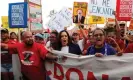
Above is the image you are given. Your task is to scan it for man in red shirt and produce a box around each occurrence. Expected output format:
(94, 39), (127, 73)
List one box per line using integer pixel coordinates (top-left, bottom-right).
(124, 43), (133, 53)
(124, 31), (133, 53)
(2, 31), (58, 80)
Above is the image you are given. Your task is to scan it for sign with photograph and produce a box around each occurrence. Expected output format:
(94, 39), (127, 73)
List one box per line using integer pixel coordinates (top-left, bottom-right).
(73, 2), (88, 24)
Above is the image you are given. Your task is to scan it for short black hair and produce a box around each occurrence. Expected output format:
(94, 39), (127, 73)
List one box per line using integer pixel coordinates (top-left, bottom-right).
(1, 28), (9, 33)
(51, 31), (58, 37)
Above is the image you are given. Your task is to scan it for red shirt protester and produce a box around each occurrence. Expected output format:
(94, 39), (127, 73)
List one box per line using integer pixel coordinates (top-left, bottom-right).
(8, 42), (48, 80)
(124, 43), (133, 53)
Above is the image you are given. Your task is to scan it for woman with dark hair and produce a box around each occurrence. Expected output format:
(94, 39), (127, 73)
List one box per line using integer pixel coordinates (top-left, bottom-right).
(57, 30), (82, 55)
(10, 32), (18, 42)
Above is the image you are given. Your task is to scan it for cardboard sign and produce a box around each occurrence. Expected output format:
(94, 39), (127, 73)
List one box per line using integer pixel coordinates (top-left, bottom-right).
(73, 2), (88, 24)
(47, 8), (72, 32)
(116, 0), (133, 21)
(88, 0), (116, 18)
(8, 2), (28, 28)
(89, 16), (105, 24)
(29, 2), (43, 31)
(1, 16), (8, 27)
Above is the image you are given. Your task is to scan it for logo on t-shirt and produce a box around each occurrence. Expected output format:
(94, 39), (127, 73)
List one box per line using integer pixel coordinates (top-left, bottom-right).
(22, 51), (34, 62)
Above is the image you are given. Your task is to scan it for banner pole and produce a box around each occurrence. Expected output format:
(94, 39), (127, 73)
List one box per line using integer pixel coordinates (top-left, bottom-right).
(18, 28), (21, 42)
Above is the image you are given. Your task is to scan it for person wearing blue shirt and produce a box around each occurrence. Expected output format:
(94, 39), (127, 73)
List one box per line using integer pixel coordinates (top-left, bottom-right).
(86, 28), (122, 57)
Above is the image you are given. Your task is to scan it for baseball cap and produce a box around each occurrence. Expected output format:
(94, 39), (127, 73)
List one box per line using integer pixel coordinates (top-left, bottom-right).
(1, 28), (9, 33)
(34, 33), (44, 39)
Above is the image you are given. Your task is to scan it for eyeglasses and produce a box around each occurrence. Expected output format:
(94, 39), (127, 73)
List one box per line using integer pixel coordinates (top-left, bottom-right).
(94, 34), (104, 37)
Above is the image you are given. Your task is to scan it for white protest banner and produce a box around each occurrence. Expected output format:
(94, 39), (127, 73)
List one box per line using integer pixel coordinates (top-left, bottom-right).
(46, 50), (133, 80)
(88, 0), (116, 18)
(46, 8), (73, 32)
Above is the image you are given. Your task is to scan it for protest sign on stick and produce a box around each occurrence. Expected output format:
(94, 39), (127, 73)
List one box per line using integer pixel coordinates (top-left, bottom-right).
(116, 0), (133, 21)
(73, 2), (88, 24)
(88, 0), (116, 18)
(8, 2), (28, 28)
(46, 8), (72, 32)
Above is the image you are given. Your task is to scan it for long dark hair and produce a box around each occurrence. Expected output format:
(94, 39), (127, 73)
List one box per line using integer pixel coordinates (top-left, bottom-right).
(57, 30), (72, 50)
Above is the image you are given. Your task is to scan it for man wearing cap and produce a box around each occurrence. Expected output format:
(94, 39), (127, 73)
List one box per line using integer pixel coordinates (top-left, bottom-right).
(34, 33), (45, 45)
(1, 28), (15, 80)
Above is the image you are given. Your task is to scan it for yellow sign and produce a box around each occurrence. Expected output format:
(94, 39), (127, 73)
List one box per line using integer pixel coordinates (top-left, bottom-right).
(73, 2), (88, 24)
(1, 16), (8, 28)
(89, 16), (104, 24)
(1, 16), (23, 33)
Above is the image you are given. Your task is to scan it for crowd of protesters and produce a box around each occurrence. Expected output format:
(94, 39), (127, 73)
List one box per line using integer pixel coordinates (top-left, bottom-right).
(1, 14), (133, 80)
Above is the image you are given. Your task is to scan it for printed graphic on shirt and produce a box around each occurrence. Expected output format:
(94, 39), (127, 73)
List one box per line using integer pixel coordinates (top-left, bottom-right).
(22, 51), (34, 63)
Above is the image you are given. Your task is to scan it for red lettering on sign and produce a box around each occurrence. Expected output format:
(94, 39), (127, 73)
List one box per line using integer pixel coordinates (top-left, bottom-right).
(102, 74), (108, 80)
(121, 77), (131, 80)
(87, 71), (97, 80)
(66, 68), (83, 80)
(54, 63), (64, 80)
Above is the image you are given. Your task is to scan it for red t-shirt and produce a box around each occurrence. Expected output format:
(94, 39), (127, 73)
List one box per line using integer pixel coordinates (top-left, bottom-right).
(124, 43), (133, 53)
(9, 42), (48, 80)
(1, 40), (17, 64)
(116, 39), (125, 51)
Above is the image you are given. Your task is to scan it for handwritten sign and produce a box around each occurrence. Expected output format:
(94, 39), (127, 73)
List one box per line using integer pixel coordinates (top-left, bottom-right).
(116, 0), (133, 21)
(47, 8), (72, 32)
(88, 0), (116, 18)
(8, 2), (28, 28)
(89, 16), (105, 24)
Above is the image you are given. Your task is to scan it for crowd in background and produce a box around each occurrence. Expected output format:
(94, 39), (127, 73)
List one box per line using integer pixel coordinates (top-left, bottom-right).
(1, 13), (133, 80)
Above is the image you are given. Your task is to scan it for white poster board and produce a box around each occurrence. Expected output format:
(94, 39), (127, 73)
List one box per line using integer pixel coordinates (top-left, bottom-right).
(88, 0), (116, 18)
(46, 8), (72, 32)
(29, 3), (43, 31)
